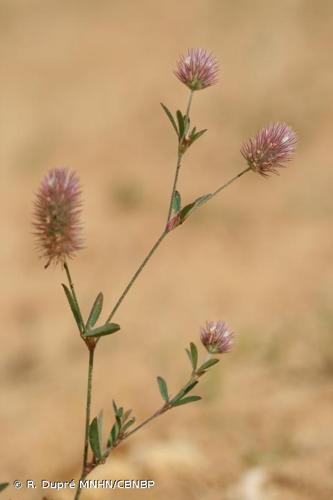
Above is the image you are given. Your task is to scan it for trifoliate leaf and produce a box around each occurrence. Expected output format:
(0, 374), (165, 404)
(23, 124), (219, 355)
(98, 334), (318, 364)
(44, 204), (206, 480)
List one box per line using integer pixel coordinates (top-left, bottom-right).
(189, 129), (207, 146)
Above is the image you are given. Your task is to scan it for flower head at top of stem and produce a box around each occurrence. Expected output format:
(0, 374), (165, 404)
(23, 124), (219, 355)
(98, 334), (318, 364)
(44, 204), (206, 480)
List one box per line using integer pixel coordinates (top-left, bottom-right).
(200, 320), (234, 355)
(241, 122), (297, 177)
(175, 48), (219, 91)
(33, 168), (84, 268)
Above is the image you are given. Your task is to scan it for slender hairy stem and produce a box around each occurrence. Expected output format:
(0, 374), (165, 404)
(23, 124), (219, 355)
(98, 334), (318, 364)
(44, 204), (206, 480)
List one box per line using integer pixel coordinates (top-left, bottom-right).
(74, 346), (95, 500)
(166, 90), (194, 225)
(106, 231), (167, 323)
(186, 166), (252, 216)
(74, 481), (82, 500)
(165, 153), (183, 224)
(80, 405), (167, 482)
(64, 261), (85, 333)
(210, 166), (251, 199)
(116, 372), (200, 444)
(105, 91), (195, 325)
(82, 348), (95, 472)
(63, 262), (95, 500)
(185, 90), (194, 118)
(123, 406), (167, 441)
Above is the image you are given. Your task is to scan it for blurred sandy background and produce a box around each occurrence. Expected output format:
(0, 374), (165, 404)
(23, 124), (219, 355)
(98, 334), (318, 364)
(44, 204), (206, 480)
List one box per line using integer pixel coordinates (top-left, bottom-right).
(1, 0), (333, 499)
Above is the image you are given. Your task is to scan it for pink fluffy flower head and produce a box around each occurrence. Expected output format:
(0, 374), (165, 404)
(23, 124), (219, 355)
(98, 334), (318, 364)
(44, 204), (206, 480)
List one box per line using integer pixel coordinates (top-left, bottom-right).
(33, 168), (83, 268)
(241, 122), (297, 176)
(200, 320), (234, 355)
(175, 48), (219, 91)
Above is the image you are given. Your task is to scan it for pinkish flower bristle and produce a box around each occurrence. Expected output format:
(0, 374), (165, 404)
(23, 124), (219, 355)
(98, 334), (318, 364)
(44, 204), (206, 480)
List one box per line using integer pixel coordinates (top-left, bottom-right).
(200, 320), (234, 354)
(175, 48), (219, 91)
(241, 122), (297, 176)
(33, 168), (83, 268)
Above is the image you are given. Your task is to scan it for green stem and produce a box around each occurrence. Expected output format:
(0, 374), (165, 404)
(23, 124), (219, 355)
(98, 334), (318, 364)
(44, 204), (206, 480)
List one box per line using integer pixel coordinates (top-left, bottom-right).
(122, 406), (167, 441)
(185, 90), (194, 118)
(74, 346), (95, 500)
(106, 231), (167, 323)
(165, 153), (183, 224)
(166, 90), (194, 225)
(78, 354), (217, 479)
(118, 371), (200, 443)
(105, 91), (195, 325)
(210, 166), (251, 199)
(185, 166), (252, 216)
(82, 348), (95, 472)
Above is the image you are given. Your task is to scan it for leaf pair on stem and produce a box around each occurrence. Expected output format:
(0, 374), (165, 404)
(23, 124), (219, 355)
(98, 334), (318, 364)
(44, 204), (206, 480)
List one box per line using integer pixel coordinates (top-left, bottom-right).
(62, 287), (120, 340)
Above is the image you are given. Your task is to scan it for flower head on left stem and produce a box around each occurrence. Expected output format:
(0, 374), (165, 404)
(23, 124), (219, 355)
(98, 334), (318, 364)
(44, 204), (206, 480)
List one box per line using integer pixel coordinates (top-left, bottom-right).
(33, 168), (83, 268)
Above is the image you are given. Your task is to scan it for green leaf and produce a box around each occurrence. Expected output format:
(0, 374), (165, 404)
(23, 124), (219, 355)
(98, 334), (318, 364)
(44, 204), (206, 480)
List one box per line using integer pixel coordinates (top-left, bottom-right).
(172, 395), (202, 407)
(108, 416), (121, 448)
(172, 190), (181, 214)
(112, 399), (118, 415)
(97, 410), (103, 431)
(171, 380), (198, 404)
(160, 103), (179, 137)
(186, 348), (191, 364)
(89, 417), (103, 460)
(197, 358), (220, 373)
(190, 342), (198, 371)
(83, 322), (120, 338)
(189, 129), (207, 146)
(86, 292), (103, 329)
(112, 400), (123, 427)
(121, 417), (136, 433)
(111, 420), (120, 442)
(182, 380), (198, 396)
(183, 115), (190, 135)
(61, 284), (83, 332)
(176, 110), (185, 139)
(122, 409), (132, 423)
(116, 414), (122, 428)
(0, 483), (9, 492)
(178, 194), (212, 225)
(157, 376), (169, 402)
(97, 410), (104, 450)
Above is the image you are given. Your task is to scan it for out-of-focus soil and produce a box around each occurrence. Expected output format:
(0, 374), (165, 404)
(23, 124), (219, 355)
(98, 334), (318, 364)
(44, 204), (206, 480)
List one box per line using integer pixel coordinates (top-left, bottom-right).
(1, 1), (333, 499)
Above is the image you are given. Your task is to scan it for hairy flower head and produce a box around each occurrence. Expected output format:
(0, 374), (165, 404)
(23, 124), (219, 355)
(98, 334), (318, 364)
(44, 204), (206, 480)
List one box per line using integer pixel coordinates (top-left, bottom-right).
(175, 48), (219, 91)
(33, 168), (83, 268)
(241, 122), (297, 176)
(200, 320), (234, 355)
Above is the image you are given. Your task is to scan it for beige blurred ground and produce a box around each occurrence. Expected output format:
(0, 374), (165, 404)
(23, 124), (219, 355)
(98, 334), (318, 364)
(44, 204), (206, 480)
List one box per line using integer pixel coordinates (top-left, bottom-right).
(1, 0), (333, 499)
